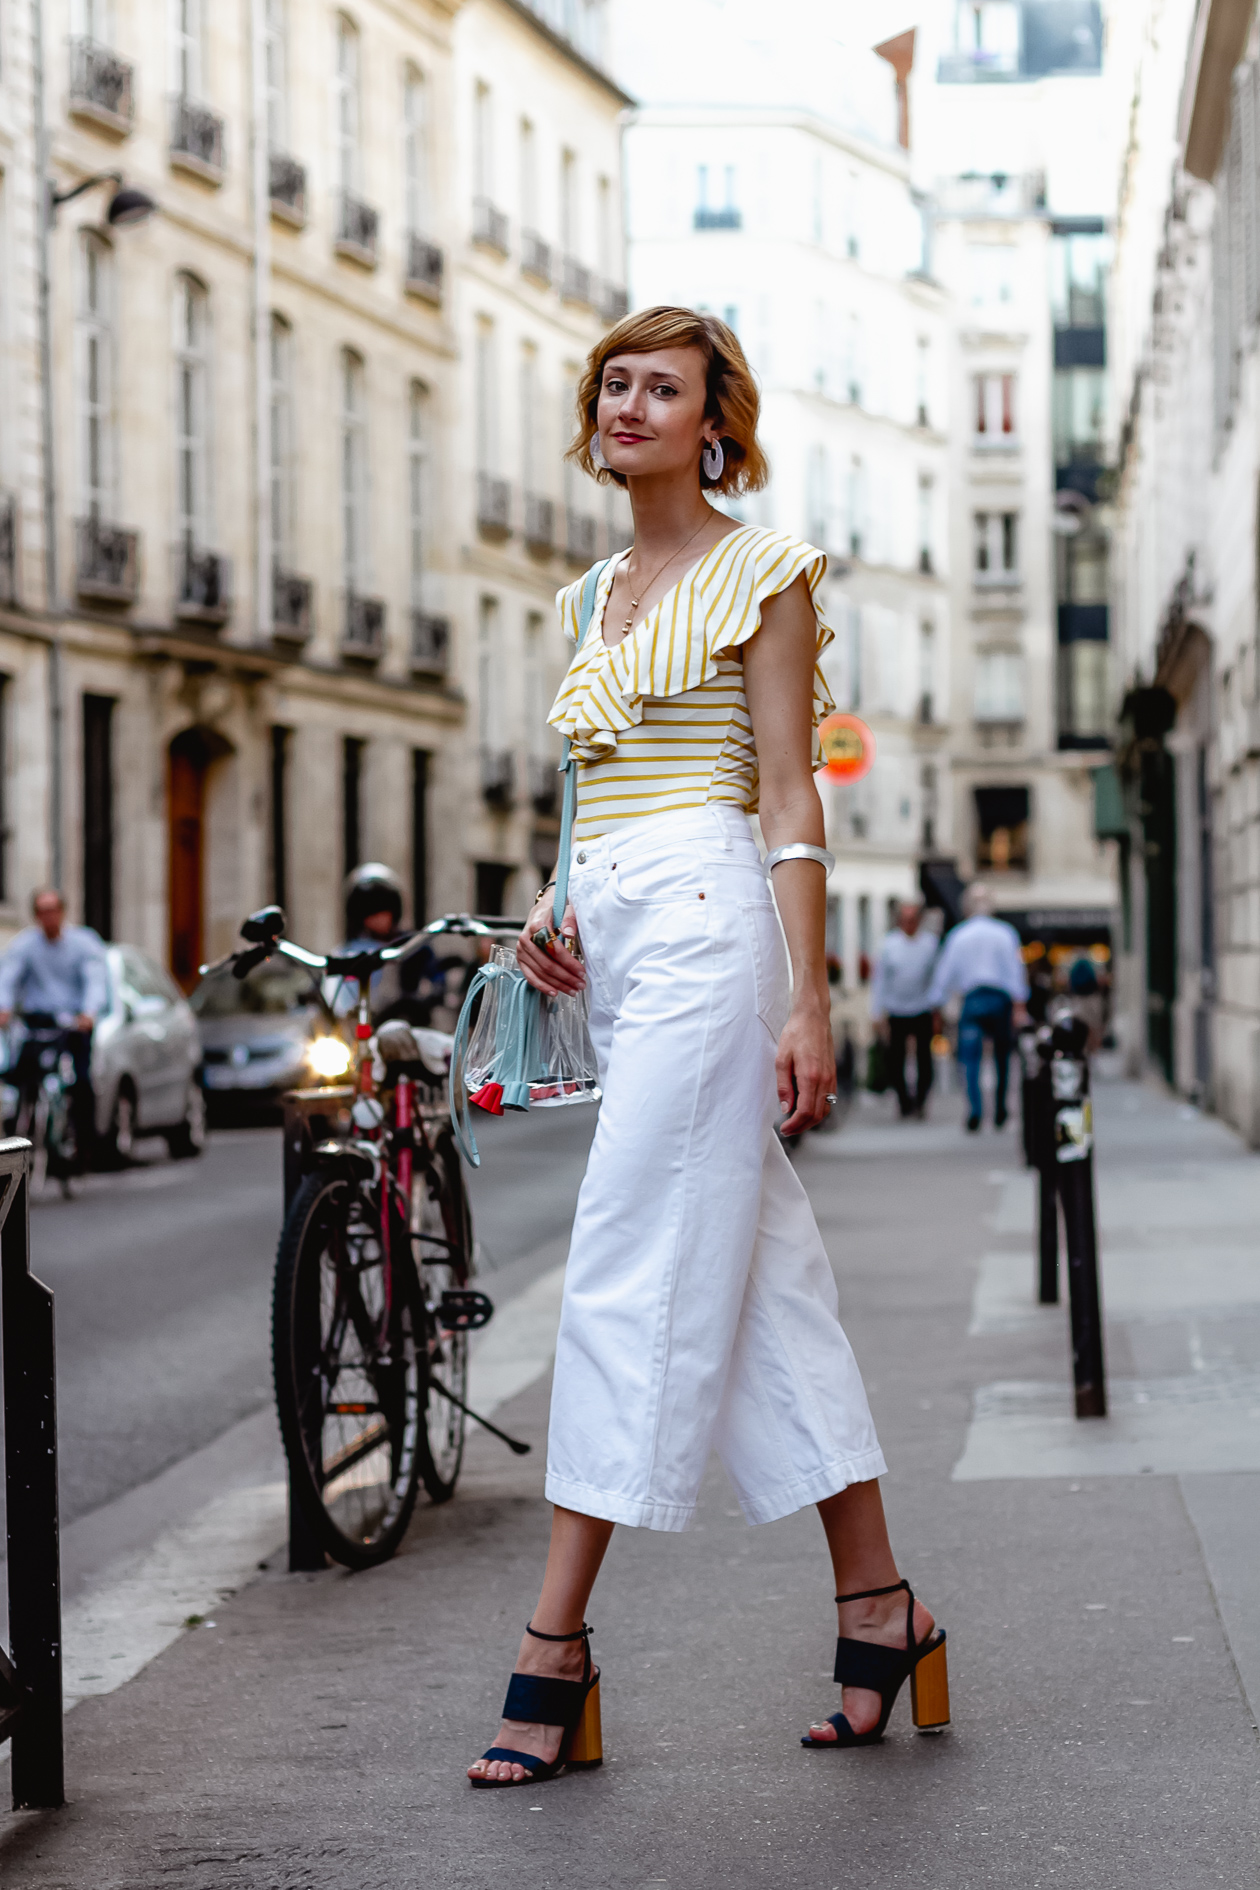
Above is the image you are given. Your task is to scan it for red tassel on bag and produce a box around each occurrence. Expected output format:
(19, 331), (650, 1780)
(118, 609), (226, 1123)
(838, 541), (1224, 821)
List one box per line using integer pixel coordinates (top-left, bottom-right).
(470, 1081), (505, 1115)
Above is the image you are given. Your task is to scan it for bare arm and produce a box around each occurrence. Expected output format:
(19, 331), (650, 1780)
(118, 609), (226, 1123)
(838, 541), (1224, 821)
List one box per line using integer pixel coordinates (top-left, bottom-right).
(743, 573), (835, 1134)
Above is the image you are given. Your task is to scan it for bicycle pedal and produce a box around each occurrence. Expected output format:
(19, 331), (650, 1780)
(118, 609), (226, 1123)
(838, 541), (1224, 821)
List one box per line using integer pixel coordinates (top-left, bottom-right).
(437, 1288), (494, 1331)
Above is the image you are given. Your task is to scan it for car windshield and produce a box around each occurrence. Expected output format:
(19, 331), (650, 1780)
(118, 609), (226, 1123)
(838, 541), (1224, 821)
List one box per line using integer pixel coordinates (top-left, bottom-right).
(190, 959), (319, 1018)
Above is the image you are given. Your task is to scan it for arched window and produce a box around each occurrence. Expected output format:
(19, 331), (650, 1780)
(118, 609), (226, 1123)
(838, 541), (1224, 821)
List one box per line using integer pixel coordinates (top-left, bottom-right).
(334, 15), (361, 196)
(78, 233), (115, 520)
(269, 315), (293, 567)
(174, 273), (210, 546)
(403, 65), (427, 236)
(340, 348), (368, 595)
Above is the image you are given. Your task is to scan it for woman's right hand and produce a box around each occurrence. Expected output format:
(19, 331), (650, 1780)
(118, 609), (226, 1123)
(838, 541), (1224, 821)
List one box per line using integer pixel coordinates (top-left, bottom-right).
(516, 891), (586, 996)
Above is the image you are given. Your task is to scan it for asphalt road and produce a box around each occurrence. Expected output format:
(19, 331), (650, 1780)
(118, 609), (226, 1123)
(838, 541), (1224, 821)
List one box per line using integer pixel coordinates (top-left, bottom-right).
(4, 1107), (597, 1537)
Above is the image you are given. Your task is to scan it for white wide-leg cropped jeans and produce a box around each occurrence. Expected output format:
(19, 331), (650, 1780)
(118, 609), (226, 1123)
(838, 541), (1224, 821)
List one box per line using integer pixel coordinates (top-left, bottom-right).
(545, 804), (886, 1532)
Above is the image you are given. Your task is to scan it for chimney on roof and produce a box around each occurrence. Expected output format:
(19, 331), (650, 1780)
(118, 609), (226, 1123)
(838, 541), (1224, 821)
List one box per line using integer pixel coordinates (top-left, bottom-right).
(874, 28), (916, 151)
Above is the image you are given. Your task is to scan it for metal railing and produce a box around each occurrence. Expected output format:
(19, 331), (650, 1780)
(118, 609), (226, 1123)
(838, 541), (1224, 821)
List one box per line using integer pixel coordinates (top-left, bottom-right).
(529, 755), (558, 814)
(174, 541), (231, 624)
(694, 205), (741, 230)
(405, 232), (443, 300)
(170, 95), (225, 179)
(343, 592), (385, 659)
(480, 747), (515, 809)
(520, 230), (553, 284)
(599, 279), (630, 323)
(336, 191), (379, 264)
(0, 494), (16, 608)
(476, 472), (511, 538)
(75, 516), (139, 602)
(272, 568), (312, 643)
(524, 493), (555, 552)
(69, 38), (134, 128)
(410, 609), (449, 678)
(565, 507), (597, 565)
(561, 256), (593, 306)
(269, 152), (307, 224)
(472, 197), (510, 255)
(0, 1139), (64, 1809)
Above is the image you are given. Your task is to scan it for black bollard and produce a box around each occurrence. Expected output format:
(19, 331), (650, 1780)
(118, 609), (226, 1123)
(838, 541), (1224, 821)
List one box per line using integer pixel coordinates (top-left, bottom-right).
(1049, 1017), (1106, 1418)
(1030, 1029), (1059, 1304)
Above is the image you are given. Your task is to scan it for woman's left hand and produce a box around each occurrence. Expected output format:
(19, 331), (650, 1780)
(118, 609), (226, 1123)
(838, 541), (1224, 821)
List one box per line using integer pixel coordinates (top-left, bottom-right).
(775, 1002), (837, 1135)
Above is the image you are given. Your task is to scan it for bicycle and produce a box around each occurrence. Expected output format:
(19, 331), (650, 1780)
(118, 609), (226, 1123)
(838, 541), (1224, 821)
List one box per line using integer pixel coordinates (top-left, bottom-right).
(212, 906), (527, 1570)
(6, 1017), (82, 1200)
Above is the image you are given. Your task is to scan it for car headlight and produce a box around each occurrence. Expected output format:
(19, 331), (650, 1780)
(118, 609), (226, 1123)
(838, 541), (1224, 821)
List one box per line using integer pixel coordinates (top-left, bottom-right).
(308, 1036), (353, 1079)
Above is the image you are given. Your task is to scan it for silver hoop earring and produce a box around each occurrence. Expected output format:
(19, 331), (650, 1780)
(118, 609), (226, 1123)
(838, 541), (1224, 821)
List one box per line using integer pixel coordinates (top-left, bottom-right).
(701, 438), (725, 482)
(591, 431), (611, 471)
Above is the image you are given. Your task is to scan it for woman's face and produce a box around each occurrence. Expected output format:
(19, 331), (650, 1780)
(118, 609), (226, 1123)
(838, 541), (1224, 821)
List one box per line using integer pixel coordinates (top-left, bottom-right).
(595, 347), (716, 483)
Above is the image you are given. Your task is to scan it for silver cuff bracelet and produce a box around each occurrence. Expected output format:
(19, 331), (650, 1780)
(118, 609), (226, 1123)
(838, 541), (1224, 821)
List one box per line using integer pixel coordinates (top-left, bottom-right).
(763, 843), (835, 876)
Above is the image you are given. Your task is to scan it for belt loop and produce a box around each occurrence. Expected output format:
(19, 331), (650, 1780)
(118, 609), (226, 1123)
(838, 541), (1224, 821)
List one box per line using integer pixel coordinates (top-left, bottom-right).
(712, 806), (733, 851)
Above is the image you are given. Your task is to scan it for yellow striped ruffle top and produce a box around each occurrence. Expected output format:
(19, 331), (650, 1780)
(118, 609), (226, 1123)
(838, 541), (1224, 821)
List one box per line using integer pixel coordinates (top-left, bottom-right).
(548, 525), (835, 843)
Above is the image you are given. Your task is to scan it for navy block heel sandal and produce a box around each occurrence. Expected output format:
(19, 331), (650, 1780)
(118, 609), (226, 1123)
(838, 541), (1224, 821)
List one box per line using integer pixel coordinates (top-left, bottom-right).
(471, 1622), (602, 1788)
(801, 1579), (949, 1748)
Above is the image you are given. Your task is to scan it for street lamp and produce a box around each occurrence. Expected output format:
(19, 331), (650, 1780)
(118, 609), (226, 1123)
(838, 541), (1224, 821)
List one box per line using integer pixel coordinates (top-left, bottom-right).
(37, 168), (157, 887)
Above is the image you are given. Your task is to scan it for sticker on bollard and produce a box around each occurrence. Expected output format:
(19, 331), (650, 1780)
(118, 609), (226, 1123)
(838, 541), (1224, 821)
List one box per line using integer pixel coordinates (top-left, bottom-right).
(1054, 1100), (1092, 1162)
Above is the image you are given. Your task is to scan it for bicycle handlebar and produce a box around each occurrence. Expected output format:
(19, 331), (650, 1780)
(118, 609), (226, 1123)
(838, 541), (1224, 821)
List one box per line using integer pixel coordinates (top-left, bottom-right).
(198, 911), (526, 983)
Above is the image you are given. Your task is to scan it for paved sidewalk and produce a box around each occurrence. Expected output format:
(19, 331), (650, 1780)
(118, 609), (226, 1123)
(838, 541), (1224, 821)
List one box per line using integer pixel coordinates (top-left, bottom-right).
(1, 1076), (1257, 1887)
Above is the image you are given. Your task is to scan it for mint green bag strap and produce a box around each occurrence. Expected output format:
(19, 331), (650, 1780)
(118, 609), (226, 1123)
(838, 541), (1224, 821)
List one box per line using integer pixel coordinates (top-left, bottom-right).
(552, 557), (610, 930)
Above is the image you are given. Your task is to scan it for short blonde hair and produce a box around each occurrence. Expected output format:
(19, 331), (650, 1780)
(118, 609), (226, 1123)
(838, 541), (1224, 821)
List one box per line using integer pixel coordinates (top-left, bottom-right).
(566, 305), (769, 497)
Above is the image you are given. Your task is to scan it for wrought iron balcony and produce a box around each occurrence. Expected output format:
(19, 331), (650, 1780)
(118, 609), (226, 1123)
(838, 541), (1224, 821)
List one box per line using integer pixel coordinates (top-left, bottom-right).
(170, 95), (225, 182)
(75, 517), (139, 602)
(565, 508), (597, 566)
(918, 548), (934, 576)
(561, 257), (593, 307)
(272, 569), (312, 643)
(476, 473), (511, 540)
(174, 541), (231, 624)
(599, 280), (629, 323)
(524, 494), (555, 553)
(520, 230), (553, 285)
(343, 592), (385, 660)
(0, 495), (15, 608)
(529, 756), (559, 815)
(269, 152), (307, 226)
(410, 610), (450, 677)
(69, 39), (134, 131)
(472, 197), (510, 255)
(405, 233), (443, 302)
(336, 191), (379, 265)
(481, 747), (515, 810)
(693, 206), (741, 231)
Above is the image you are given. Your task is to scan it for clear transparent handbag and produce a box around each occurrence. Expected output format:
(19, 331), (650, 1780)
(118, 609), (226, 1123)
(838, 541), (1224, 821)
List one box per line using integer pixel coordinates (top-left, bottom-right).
(449, 559), (608, 1166)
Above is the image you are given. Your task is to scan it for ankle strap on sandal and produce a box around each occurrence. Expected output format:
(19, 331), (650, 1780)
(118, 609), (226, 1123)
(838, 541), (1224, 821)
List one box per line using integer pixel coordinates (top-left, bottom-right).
(525, 1621), (593, 1642)
(834, 1579), (910, 1606)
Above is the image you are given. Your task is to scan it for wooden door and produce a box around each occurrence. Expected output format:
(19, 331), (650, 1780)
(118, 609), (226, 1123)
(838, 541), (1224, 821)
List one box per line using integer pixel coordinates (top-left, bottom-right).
(168, 740), (206, 991)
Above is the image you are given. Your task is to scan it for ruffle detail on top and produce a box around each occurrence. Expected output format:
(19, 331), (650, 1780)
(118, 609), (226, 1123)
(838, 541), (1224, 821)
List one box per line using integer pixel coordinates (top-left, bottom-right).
(548, 527), (836, 765)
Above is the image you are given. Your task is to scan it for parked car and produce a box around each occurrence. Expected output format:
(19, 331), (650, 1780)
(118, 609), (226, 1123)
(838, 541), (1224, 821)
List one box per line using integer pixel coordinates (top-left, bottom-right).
(92, 944), (206, 1161)
(192, 956), (353, 1111)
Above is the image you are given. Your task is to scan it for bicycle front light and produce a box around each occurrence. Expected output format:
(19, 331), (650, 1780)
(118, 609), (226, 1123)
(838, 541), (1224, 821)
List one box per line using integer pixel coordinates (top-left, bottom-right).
(308, 1035), (353, 1080)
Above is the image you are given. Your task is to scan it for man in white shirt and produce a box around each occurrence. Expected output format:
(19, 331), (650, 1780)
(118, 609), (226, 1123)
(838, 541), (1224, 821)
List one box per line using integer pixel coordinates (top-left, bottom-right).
(927, 885), (1030, 1132)
(870, 901), (939, 1119)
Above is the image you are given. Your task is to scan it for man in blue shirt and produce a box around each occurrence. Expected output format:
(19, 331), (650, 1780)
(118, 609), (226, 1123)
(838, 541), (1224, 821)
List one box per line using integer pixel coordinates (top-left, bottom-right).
(0, 888), (109, 1164)
(927, 885), (1029, 1133)
(870, 901), (940, 1119)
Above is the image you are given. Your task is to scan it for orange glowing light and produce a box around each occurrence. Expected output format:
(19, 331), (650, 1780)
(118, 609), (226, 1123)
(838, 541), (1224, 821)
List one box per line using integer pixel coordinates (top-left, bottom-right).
(818, 713), (876, 783)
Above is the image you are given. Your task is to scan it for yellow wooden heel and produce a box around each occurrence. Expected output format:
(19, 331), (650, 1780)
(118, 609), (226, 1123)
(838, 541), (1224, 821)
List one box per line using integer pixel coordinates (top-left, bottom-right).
(910, 1635), (950, 1731)
(566, 1677), (603, 1768)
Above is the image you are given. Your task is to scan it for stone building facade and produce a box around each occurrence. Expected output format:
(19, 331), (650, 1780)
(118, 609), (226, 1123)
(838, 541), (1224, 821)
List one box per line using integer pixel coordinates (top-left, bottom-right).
(0, 0), (627, 980)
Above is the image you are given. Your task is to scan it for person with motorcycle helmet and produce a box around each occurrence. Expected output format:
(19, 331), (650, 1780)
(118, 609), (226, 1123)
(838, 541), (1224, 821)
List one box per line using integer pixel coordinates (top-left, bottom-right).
(336, 863), (440, 1021)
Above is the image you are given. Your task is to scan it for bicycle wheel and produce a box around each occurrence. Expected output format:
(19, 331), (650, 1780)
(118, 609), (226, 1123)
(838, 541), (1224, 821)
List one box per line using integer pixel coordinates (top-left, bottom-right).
(414, 1129), (473, 1502)
(273, 1170), (425, 1569)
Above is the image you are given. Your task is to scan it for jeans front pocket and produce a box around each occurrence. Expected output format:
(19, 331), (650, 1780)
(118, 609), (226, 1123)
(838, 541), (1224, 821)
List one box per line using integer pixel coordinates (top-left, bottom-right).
(740, 898), (790, 1039)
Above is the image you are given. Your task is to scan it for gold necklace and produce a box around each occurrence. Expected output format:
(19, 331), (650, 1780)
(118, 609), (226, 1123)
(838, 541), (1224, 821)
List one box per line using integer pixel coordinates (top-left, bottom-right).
(620, 516), (710, 635)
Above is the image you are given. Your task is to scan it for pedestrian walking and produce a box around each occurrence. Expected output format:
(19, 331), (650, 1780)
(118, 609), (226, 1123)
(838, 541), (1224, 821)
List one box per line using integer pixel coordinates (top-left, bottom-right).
(0, 887), (108, 1165)
(467, 306), (947, 1789)
(926, 884), (1029, 1133)
(870, 902), (939, 1119)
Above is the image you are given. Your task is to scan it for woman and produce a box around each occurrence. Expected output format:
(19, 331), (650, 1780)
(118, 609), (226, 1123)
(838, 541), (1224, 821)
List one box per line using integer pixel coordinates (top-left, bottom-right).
(468, 307), (947, 1788)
